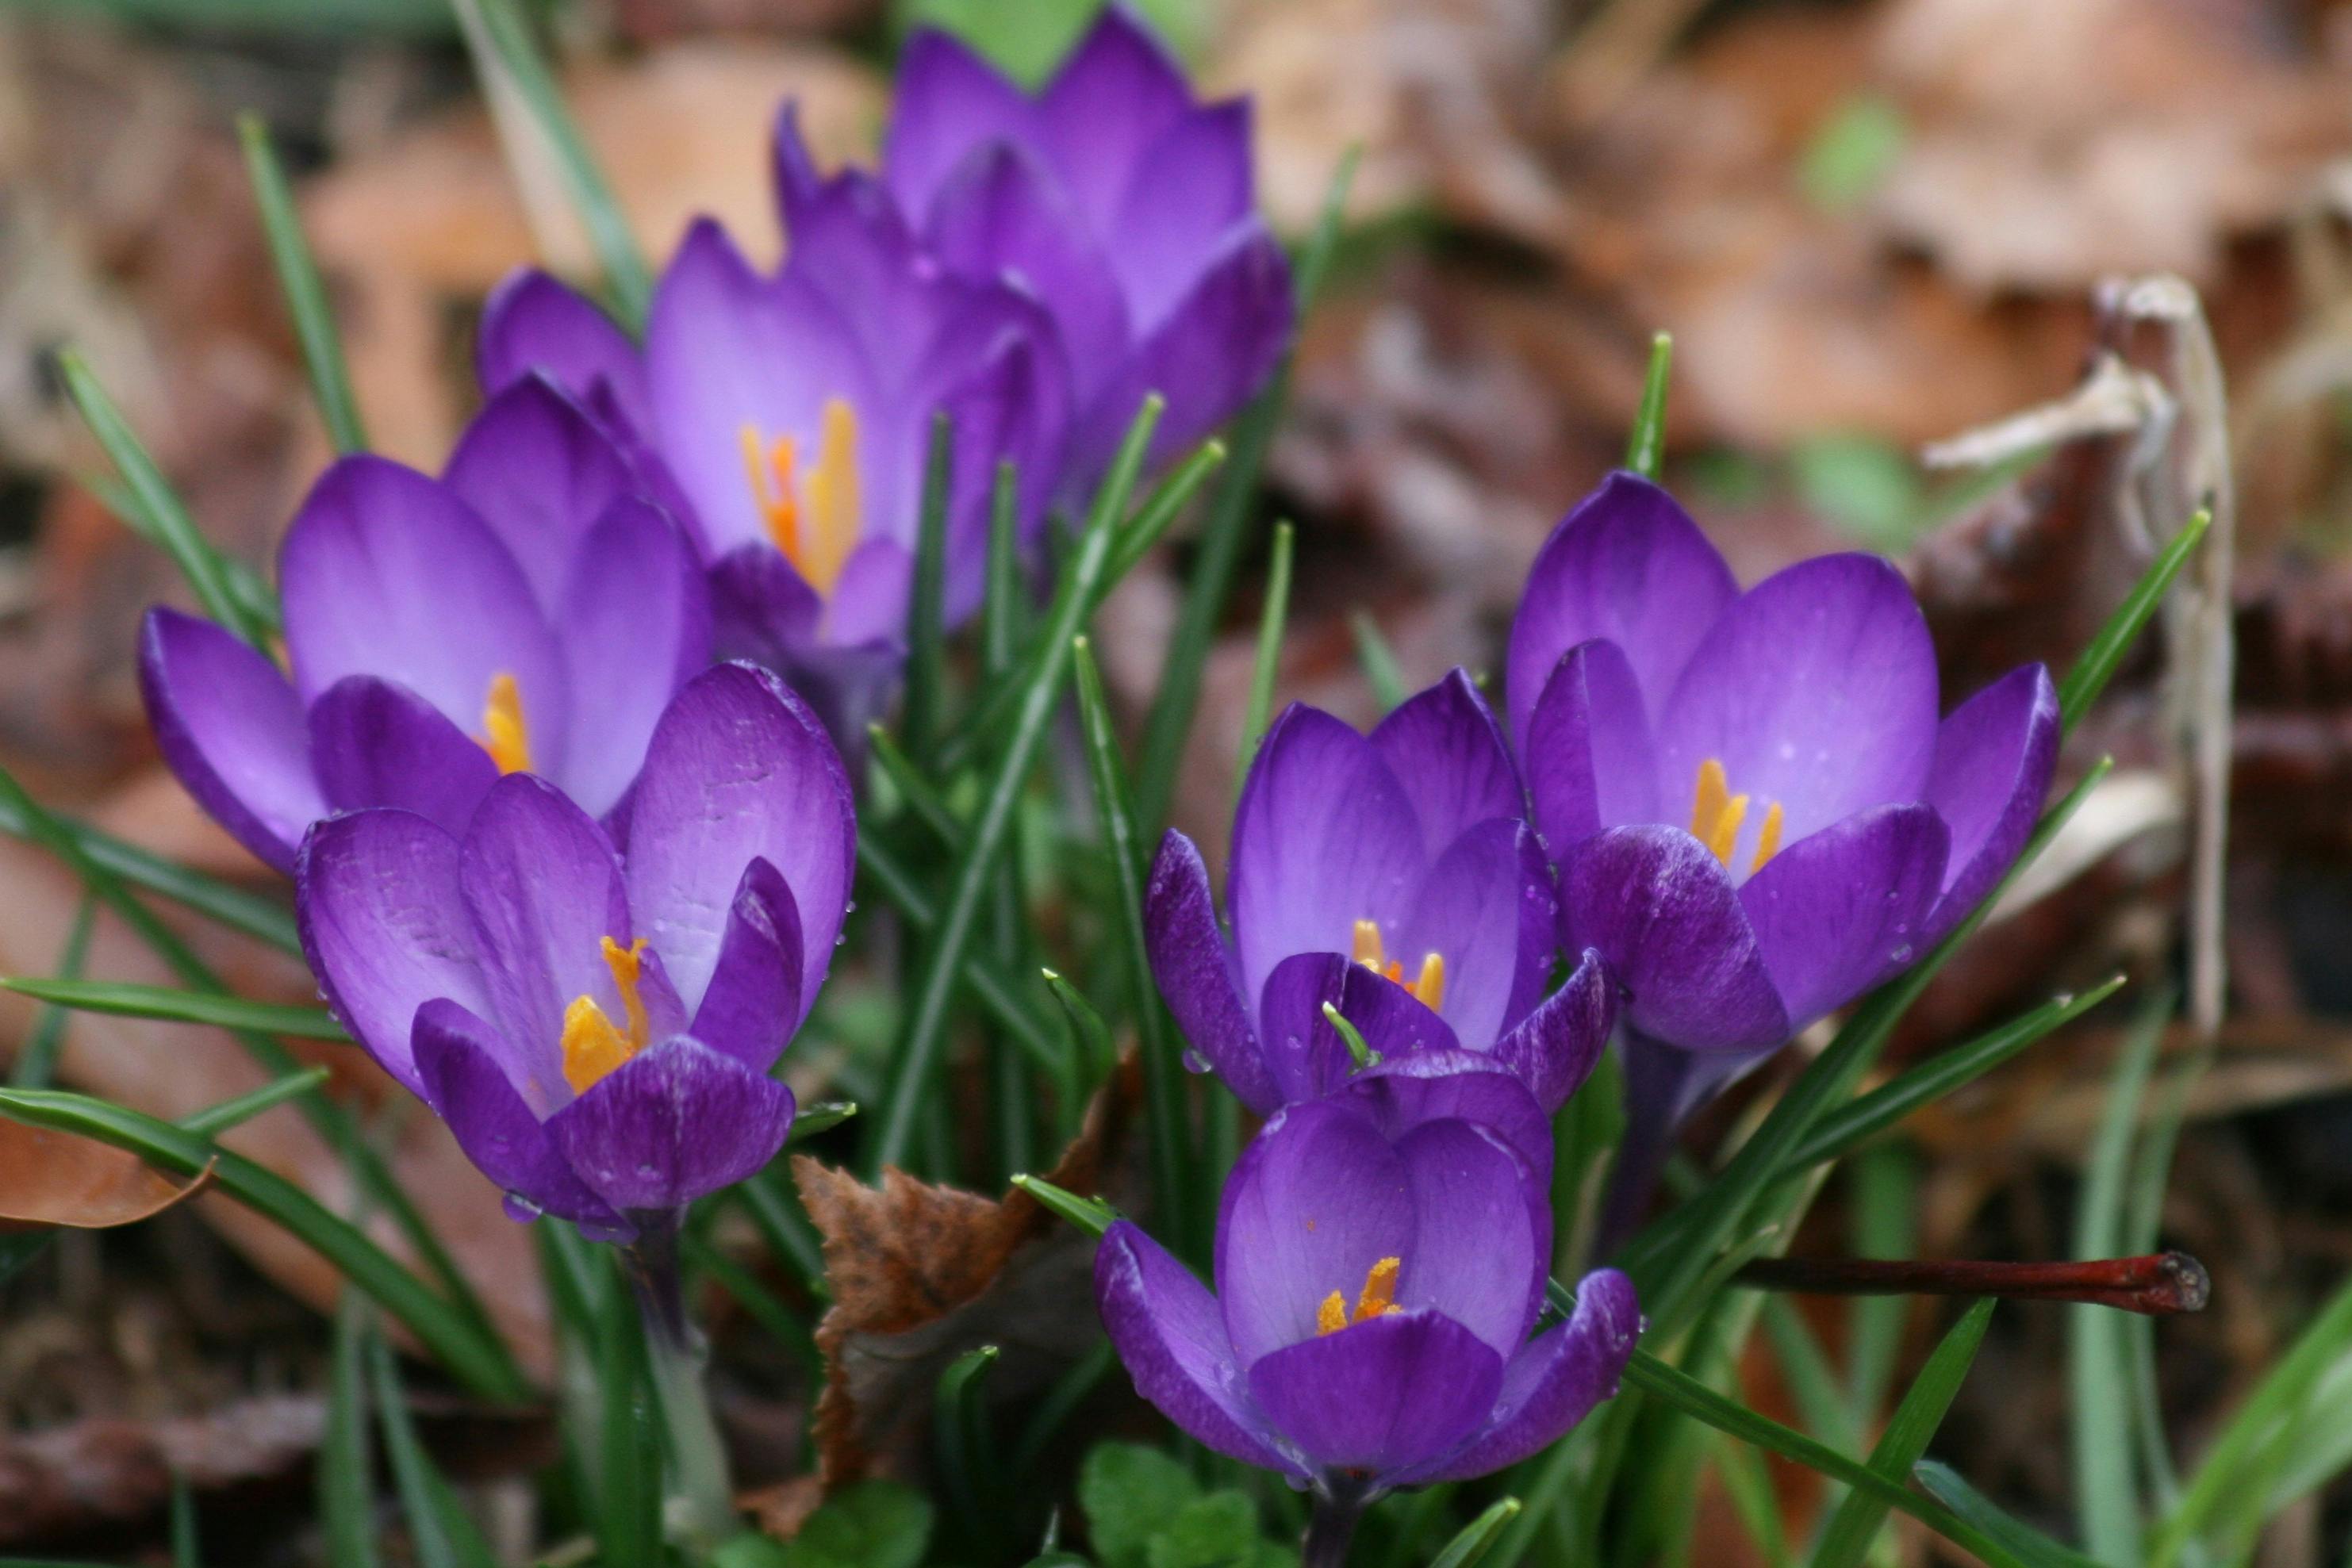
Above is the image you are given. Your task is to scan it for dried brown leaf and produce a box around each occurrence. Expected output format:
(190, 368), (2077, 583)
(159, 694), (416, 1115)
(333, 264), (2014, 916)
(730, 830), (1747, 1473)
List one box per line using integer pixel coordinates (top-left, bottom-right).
(0, 1121), (214, 1233)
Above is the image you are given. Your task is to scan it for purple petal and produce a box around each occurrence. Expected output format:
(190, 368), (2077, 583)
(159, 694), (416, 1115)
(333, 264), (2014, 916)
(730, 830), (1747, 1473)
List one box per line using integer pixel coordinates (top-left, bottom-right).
(881, 29), (1038, 219)
(442, 376), (634, 612)
(1246, 1309), (1502, 1478)
(1391, 1268), (1640, 1486)
(1368, 669), (1525, 857)
(1107, 102), (1258, 331)
(920, 329), (1069, 619)
(1392, 1118), (1547, 1356)
(1656, 554), (1940, 853)
(551, 496), (711, 817)
(307, 676), (501, 837)
(1558, 826), (1788, 1052)
(1392, 820), (1544, 1053)
(1145, 831), (1278, 1114)
(1505, 473), (1738, 750)
(1255, 953), (1461, 1107)
(708, 539), (822, 656)
(924, 140), (1130, 385)
(621, 663), (854, 1019)
(1217, 1100), (1415, 1367)
(412, 998), (619, 1225)
(1491, 948), (1617, 1115)
(459, 773), (631, 1055)
(1228, 704), (1422, 1006)
(477, 267), (653, 436)
(1094, 1221), (1299, 1476)
(1336, 1052), (1552, 1193)
(137, 607), (321, 875)
(1924, 664), (2059, 937)
(688, 857), (804, 1073)
(278, 454), (569, 769)
(1524, 638), (1660, 853)
(643, 220), (874, 556)
(1739, 804), (1949, 1031)
(823, 538), (915, 647)
(547, 1035), (796, 1214)
(294, 808), (487, 1095)
(1036, 6), (1195, 232)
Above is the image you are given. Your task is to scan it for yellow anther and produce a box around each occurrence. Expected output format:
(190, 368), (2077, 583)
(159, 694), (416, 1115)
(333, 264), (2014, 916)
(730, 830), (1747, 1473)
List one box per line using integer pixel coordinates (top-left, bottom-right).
(1752, 800), (1785, 874)
(558, 937), (651, 1095)
(739, 401), (862, 596)
(1351, 918), (1386, 972)
(741, 424), (803, 564)
(1407, 953), (1445, 1013)
(1318, 1256), (1406, 1336)
(481, 673), (531, 775)
(1706, 792), (1749, 865)
(1687, 757), (1755, 870)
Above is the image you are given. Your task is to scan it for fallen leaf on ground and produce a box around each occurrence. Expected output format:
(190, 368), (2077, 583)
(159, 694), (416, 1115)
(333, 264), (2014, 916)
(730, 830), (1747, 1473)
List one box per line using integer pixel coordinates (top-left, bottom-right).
(0, 1121), (214, 1233)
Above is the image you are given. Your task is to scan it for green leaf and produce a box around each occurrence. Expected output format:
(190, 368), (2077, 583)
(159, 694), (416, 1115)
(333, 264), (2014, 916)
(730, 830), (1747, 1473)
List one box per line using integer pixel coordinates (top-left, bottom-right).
(899, 0), (1205, 86)
(1790, 434), (1924, 551)
(1147, 1492), (1271, 1568)
(863, 396), (1162, 1176)
(0, 978), (348, 1040)
(1799, 94), (1908, 211)
(1080, 1442), (1201, 1568)
(934, 1344), (1001, 1536)
(904, 412), (955, 763)
(452, 0), (653, 327)
(170, 1473), (201, 1568)
(780, 1479), (934, 1568)
(367, 1328), (499, 1568)
(1013, 1172), (1118, 1239)
(319, 1290), (382, 1568)
(1072, 633), (1193, 1249)
(1235, 521), (1297, 792)
(179, 1067), (332, 1137)
(2071, 995), (2169, 1562)
(738, 1165), (830, 1298)
(1625, 332), (1674, 481)
(238, 113), (366, 454)
(1912, 1461), (2105, 1568)
(10, 896), (95, 1089)
(2058, 507), (2210, 731)
(0, 796), (299, 954)
(56, 350), (274, 646)
(1429, 1497), (1523, 1568)
(592, 1250), (662, 1567)
(0, 1088), (524, 1401)
(1348, 610), (1409, 714)
(1810, 1299), (1997, 1568)
(1042, 968), (1119, 1094)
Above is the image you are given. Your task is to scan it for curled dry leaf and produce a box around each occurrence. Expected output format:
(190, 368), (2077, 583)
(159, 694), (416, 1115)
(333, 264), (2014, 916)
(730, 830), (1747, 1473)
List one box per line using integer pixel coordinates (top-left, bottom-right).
(793, 1058), (1145, 1491)
(0, 1120), (215, 1234)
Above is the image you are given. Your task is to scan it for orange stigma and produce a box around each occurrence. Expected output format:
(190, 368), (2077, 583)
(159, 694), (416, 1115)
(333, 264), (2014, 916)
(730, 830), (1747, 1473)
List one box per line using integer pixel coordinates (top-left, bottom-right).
(1317, 1256), (1404, 1336)
(738, 397), (861, 596)
(558, 937), (651, 1095)
(1349, 919), (1445, 1011)
(1689, 757), (1781, 876)
(480, 673), (531, 775)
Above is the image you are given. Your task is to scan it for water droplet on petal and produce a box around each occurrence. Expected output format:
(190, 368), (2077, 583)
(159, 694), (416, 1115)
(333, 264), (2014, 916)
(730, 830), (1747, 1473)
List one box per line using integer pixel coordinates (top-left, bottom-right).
(1181, 1049), (1210, 1074)
(1889, 944), (1913, 964)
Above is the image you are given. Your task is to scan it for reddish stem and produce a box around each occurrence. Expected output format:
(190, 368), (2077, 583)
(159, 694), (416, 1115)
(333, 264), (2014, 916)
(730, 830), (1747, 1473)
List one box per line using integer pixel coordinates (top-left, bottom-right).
(1733, 1252), (2208, 1317)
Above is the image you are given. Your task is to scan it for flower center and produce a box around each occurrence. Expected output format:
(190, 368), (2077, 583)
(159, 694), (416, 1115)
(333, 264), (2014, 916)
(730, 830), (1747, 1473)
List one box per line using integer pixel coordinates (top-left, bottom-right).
(558, 936), (651, 1094)
(1350, 920), (1445, 1011)
(1316, 1256), (1403, 1335)
(1687, 757), (1782, 876)
(480, 672), (532, 775)
(739, 397), (861, 596)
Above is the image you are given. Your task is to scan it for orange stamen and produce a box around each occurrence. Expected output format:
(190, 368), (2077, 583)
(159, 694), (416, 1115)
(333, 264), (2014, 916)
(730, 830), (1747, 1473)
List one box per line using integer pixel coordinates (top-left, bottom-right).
(1318, 1256), (1406, 1335)
(481, 673), (531, 775)
(558, 937), (652, 1095)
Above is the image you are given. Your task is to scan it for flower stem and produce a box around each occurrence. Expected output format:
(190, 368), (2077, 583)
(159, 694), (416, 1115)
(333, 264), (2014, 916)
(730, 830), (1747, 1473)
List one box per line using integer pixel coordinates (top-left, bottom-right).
(1303, 1493), (1366, 1568)
(623, 1224), (738, 1548)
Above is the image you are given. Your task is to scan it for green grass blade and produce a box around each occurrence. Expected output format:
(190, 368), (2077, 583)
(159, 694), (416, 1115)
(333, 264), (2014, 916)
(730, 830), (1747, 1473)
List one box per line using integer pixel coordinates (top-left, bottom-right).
(592, 1252), (663, 1566)
(320, 1290), (382, 1568)
(1430, 1497), (1523, 1568)
(1844, 1143), (1917, 1446)
(2072, 995), (2168, 1562)
(180, 1067), (333, 1137)
(904, 412), (955, 763)
(56, 350), (273, 646)
(0, 1087), (524, 1401)
(10, 895), (95, 1089)
(1625, 332), (1674, 481)
(237, 113), (366, 454)
(367, 1328), (500, 1568)
(933, 1344), (1001, 1537)
(1810, 1299), (1997, 1568)
(983, 459), (1024, 676)
(1775, 976), (2126, 1179)
(1128, 149), (1356, 830)
(170, 1473), (200, 1568)
(1041, 968), (1118, 1093)
(739, 1166), (829, 1297)
(2058, 508), (2210, 731)
(1912, 1461), (2105, 1568)
(1010, 1172), (1118, 1238)
(1071, 634), (1192, 1251)
(1, 977), (347, 1041)
(454, 0), (653, 327)
(865, 724), (962, 844)
(863, 397), (1163, 1176)
(1761, 1295), (1861, 1452)
(0, 796), (299, 954)
(1234, 520), (1295, 794)
(1349, 608), (1409, 714)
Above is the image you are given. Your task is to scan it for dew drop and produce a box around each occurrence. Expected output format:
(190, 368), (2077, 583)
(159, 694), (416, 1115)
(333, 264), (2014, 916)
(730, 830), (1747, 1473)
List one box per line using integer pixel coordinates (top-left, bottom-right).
(1889, 944), (1913, 964)
(1181, 1049), (1210, 1074)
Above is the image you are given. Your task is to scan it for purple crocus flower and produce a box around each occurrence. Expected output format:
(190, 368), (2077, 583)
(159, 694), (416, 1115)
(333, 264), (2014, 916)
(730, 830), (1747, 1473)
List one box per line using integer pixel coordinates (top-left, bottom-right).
(294, 663), (854, 1240)
(1145, 671), (1613, 1115)
(1095, 1065), (1640, 1516)
(1508, 472), (2060, 1157)
(139, 378), (709, 875)
(877, 6), (1294, 493)
(478, 128), (1070, 746)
